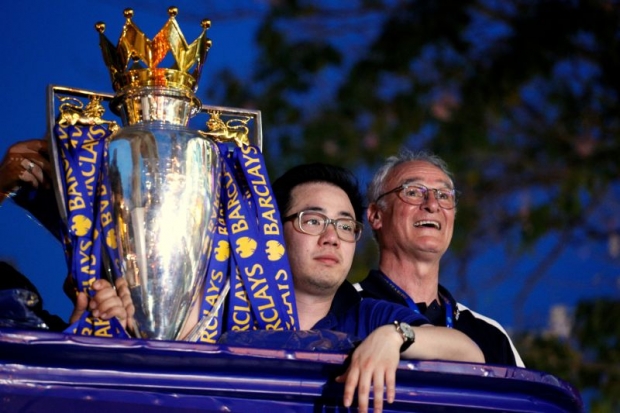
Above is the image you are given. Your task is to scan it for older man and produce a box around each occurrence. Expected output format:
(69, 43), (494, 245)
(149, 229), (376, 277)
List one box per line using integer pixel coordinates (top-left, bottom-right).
(357, 150), (524, 367)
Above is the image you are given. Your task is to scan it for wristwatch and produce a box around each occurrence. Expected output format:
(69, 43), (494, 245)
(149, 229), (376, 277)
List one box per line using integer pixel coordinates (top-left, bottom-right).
(393, 320), (415, 352)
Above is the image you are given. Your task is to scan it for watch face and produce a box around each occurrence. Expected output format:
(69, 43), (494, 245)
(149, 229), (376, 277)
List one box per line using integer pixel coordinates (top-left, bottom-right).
(400, 322), (415, 341)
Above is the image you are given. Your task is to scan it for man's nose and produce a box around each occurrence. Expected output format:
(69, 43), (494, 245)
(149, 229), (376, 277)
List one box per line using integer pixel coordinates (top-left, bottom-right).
(422, 190), (440, 211)
(319, 222), (340, 245)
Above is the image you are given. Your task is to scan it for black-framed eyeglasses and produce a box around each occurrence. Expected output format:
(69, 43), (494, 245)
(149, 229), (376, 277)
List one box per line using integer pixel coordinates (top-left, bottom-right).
(283, 210), (363, 242)
(375, 184), (459, 210)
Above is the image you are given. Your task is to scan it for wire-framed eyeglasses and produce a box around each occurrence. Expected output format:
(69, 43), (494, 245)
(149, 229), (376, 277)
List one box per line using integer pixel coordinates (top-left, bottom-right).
(283, 210), (363, 242)
(375, 184), (459, 210)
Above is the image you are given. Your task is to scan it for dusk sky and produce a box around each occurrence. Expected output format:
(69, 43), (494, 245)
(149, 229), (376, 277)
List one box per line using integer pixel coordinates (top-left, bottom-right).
(0, 1), (618, 332)
(0, 0), (265, 320)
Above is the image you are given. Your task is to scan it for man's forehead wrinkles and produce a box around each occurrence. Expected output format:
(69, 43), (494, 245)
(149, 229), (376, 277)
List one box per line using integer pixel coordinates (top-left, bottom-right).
(398, 177), (454, 189)
(393, 162), (452, 182)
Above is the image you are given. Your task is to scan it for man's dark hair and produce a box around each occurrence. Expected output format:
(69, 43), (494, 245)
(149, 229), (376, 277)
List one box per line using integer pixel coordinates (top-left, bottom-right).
(272, 163), (365, 223)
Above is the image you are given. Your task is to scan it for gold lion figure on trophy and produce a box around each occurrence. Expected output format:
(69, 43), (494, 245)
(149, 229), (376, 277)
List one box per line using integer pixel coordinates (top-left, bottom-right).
(200, 110), (251, 147)
(57, 96), (119, 132)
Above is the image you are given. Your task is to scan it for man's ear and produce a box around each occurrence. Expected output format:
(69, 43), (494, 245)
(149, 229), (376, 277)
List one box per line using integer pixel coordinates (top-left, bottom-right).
(367, 203), (382, 230)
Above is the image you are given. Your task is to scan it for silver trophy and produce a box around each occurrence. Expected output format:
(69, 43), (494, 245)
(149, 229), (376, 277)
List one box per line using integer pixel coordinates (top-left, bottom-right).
(47, 8), (262, 340)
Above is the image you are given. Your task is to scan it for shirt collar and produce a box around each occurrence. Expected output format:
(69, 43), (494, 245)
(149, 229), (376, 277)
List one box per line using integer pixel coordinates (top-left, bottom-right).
(362, 269), (457, 311)
(330, 280), (362, 315)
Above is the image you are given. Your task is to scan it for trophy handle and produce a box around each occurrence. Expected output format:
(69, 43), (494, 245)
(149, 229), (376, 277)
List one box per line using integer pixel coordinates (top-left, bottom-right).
(46, 85), (116, 225)
(197, 106), (263, 151)
(47, 84), (264, 225)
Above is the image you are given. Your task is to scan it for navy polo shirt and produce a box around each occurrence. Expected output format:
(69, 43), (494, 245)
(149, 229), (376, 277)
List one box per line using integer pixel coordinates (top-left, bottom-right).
(312, 280), (429, 341)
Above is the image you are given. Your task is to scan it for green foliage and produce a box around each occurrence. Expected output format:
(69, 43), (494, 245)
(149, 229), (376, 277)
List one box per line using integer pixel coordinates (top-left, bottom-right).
(517, 333), (582, 385)
(573, 299), (620, 367)
(204, 0), (620, 329)
(517, 299), (620, 412)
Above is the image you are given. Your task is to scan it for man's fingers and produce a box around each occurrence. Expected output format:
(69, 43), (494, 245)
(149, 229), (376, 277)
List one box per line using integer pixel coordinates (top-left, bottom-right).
(30, 164), (46, 186)
(93, 296), (123, 317)
(1, 139), (53, 191)
(90, 294), (127, 329)
(97, 302), (127, 323)
(3, 155), (50, 190)
(24, 139), (48, 154)
(68, 292), (89, 324)
(19, 158), (35, 172)
(18, 159), (44, 188)
(92, 279), (113, 290)
(356, 370), (372, 413)
(373, 371), (386, 413)
(17, 169), (39, 188)
(8, 139), (47, 157)
(341, 366), (358, 407)
(115, 278), (131, 300)
(90, 288), (120, 311)
(75, 291), (88, 312)
(385, 369), (396, 404)
(114, 277), (135, 318)
(90, 280), (121, 313)
(23, 154), (52, 185)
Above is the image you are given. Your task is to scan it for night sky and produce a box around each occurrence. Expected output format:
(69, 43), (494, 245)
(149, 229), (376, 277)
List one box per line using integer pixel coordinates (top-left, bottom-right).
(0, 1), (617, 332)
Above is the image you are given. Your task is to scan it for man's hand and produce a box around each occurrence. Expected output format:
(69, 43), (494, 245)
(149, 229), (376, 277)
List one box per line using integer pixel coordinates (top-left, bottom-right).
(334, 322), (485, 412)
(335, 324), (403, 413)
(68, 279), (129, 329)
(0, 139), (52, 199)
(114, 277), (136, 334)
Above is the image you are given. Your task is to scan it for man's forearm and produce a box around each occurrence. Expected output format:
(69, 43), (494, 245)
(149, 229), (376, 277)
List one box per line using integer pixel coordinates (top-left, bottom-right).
(402, 325), (485, 363)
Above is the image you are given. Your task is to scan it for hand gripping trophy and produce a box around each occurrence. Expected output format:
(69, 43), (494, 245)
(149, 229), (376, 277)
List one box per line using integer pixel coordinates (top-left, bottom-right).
(48, 7), (297, 341)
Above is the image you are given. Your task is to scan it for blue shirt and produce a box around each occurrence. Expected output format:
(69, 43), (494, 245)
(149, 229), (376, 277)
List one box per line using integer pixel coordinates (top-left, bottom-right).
(219, 281), (429, 351)
(312, 281), (429, 342)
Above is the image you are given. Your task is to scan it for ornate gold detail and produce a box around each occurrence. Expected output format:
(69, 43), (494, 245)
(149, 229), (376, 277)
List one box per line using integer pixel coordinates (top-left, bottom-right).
(200, 111), (251, 147)
(95, 7), (212, 93)
(57, 96), (119, 132)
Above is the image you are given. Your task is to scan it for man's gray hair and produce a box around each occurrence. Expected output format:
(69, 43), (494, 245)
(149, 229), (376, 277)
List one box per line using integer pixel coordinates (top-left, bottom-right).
(367, 149), (455, 207)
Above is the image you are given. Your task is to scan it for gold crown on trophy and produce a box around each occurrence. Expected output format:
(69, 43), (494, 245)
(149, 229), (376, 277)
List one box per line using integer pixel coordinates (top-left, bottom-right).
(95, 6), (212, 93)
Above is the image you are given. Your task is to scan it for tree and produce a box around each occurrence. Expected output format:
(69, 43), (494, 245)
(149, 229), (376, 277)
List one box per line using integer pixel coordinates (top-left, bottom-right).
(203, 0), (620, 331)
(517, 298), (620, 412)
